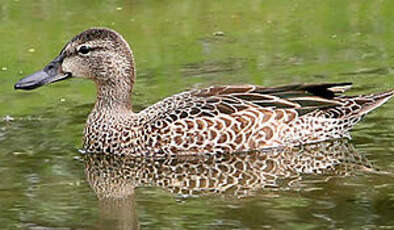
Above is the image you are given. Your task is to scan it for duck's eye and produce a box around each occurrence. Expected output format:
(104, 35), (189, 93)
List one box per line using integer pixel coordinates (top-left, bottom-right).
(78, 45), (90, 55)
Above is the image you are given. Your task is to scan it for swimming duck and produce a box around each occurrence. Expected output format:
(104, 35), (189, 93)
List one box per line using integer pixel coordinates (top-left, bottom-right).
(14, 28), (394, 156)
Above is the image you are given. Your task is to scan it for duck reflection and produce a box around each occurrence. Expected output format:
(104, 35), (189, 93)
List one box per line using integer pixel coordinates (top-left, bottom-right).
(85, 139), (375, 198)
(84, 139), (375, 229)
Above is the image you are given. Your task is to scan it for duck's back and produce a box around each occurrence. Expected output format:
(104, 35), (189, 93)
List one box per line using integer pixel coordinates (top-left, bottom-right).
(126, 83), (392, 155)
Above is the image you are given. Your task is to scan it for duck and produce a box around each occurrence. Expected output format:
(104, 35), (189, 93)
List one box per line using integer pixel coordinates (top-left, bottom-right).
(14, 27), (394, 156)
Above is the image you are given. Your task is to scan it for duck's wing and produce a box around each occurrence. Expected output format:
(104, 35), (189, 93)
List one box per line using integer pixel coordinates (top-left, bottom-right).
(189, 83), (352, 115)
(140, 82), (352, 122)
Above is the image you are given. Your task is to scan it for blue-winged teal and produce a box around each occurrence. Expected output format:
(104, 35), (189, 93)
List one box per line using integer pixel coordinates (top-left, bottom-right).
(15, 28), (394, 156)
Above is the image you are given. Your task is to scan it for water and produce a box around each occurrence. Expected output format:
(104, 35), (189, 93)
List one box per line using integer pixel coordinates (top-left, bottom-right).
(1, 0), (394, 229)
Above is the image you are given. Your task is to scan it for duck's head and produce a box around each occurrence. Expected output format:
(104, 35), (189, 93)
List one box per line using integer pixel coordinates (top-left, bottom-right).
(15, 28), (135, 92)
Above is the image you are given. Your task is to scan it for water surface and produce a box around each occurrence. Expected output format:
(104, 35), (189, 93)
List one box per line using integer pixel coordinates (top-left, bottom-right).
(1, 0), (394, 229)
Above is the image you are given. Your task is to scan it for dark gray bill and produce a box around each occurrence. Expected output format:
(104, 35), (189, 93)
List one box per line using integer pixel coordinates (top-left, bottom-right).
(14, 54), (71, 90)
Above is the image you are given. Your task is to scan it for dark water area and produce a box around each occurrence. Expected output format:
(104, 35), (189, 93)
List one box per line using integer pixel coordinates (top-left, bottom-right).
(1, 0), (394, 229)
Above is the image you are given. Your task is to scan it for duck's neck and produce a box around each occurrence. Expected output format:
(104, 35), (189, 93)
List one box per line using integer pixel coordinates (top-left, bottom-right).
(92, 43), (136, 114)
(93, 79), (134, 113)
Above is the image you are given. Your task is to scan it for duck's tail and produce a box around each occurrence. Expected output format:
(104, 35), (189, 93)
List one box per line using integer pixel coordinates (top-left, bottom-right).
(351, 90), (394, 116)
(319, 89), (394, 134)
(293, 89), (393, 145)
(319, 89), (393, 119)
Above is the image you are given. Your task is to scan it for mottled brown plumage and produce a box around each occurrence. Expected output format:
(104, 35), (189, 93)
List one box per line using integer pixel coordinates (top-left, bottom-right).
(15, 28), (394, 156)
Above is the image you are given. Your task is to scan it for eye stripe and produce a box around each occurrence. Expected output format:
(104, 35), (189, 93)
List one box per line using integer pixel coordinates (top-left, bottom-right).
(90, 47), (104, 51)
(77, 45), (104, 52)
(75, 45), (104, 56)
